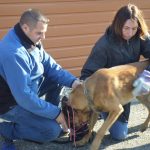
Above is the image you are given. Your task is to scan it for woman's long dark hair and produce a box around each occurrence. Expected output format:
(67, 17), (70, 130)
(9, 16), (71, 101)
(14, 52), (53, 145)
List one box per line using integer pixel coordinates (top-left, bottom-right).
(111, 4), (149, 40)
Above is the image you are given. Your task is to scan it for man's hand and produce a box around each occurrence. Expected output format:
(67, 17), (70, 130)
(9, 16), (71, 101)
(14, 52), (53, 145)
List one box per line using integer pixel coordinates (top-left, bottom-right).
(132, 70), (150, 96)
(56, 111), (68, 132)
(72, 79), (82, 89)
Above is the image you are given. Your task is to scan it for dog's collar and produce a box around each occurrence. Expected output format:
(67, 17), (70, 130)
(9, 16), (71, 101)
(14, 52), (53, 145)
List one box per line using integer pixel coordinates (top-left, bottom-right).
(83, 80), (99, 113)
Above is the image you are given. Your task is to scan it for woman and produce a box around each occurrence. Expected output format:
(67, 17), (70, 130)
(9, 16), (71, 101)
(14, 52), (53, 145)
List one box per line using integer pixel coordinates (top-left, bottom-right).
(80, 4), (150, 140)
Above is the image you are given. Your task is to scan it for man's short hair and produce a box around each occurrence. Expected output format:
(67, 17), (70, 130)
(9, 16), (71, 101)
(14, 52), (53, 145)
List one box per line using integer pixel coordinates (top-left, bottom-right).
(19, 8), (49, 28)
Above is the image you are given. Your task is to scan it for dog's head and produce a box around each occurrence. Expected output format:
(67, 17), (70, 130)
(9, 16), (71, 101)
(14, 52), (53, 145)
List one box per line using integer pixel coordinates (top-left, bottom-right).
(69, 84), (91, 124)
(61, 92), (90, 141)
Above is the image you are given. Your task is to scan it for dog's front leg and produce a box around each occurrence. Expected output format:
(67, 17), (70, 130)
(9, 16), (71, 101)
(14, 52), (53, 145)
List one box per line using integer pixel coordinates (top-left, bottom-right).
(141, 112), (150, 132)
(88, 112), (98, 141)
(90, 106), (123, 150)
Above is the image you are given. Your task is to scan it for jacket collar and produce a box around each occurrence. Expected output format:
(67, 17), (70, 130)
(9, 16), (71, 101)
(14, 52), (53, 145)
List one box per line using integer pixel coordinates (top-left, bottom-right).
(14, 23), (41, 50)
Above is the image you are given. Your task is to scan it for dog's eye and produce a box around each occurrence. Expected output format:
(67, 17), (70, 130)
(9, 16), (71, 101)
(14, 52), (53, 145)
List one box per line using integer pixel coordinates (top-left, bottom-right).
(73, 109), (82, 114)
(74, 109), (79, 112)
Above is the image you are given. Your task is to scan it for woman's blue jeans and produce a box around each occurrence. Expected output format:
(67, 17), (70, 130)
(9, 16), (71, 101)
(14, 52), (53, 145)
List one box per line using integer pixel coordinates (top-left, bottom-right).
(101, 112), (128, 140)
(0, 77), (63, 143)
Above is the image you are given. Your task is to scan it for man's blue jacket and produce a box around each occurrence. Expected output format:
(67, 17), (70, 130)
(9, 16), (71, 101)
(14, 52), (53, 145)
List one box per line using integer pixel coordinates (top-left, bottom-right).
(0, 24), (76, 119)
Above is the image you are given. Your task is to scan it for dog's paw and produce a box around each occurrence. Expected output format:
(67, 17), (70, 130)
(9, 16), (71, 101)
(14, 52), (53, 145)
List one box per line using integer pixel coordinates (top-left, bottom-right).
(73, 138), (89, 147)
(140, 125), (147, 132)
(74, 131), (96, 147)
(140, 122), (149, 132)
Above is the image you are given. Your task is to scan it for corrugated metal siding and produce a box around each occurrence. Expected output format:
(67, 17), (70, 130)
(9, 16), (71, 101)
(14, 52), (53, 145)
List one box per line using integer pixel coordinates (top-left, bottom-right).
(0, 0), (150, 76)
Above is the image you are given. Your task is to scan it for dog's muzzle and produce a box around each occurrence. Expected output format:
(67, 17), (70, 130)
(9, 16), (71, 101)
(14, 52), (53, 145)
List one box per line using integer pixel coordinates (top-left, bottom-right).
(61, 96), (89, 143)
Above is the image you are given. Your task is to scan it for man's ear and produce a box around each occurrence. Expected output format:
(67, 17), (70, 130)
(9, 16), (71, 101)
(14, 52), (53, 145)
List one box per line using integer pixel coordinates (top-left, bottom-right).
(21, 24), (30, 34)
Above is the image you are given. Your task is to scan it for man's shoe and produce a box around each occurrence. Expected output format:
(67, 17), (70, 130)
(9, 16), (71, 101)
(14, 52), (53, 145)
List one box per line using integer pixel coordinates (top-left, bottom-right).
(1, 137), (16, 150)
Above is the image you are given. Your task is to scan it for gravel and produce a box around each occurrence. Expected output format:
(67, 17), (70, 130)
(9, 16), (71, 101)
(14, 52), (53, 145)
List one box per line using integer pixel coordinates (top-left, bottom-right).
(0, 99), (150, 150)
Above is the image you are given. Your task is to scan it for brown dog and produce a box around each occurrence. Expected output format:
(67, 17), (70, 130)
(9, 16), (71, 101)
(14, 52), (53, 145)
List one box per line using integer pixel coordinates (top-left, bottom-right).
(68, 60), (150, 150)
